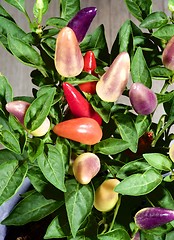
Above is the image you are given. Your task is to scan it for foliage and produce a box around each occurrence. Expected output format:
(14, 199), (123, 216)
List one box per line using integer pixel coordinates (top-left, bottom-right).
(1, 0), (174, 239)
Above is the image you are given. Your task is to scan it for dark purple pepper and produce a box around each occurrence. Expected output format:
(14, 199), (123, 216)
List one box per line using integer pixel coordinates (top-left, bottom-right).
(67, 7), (97, 42)
(129, 83), (157, 115)
(135, 207), (174, 230)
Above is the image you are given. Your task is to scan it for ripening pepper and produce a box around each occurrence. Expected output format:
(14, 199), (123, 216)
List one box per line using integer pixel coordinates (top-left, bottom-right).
(54, 27), (84, 77)
(72, 152), (101, 184)
(5, 100), (50, 137)
(96, 52), (130, 102)
(53, 117), (102, 145)
(169, 142), (174, 161)
(135, 207), (174, 230)
(79, 50), (98, 94)
(129, 82), (157, 115)
(62, 82), (102, 125)
(67, 7), (97, 42)
(162, 36), (174, 70)
(94, 178), (120, 212)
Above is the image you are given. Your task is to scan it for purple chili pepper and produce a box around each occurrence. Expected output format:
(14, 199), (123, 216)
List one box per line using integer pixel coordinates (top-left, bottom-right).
(135, 207), (174, 230)
(67, 7), (97, 42)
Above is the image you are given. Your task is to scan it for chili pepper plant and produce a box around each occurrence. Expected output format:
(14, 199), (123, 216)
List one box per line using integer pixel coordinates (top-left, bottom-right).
(1, 0), (174, 239)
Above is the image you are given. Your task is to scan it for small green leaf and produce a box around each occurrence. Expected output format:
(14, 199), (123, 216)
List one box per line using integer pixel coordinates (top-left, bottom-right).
(64, 179), (94, 238)
(140, 11), (168, 29)
(27, 138), (44, 162)
(131, 47), (152, 88)
(4, 0), (25, 13)
(124, 0), (152, 22)
(143, 153), (172, 171)
(0, 73), (13, 110)
(135, 115), (151, 137)
(116, 159), (151, 179)
(94, 138), (130, 155)
(152, 24), (174, 41)
(7, 34), (45, 69)
(61, 0), (80, 21)
(114, 113), (138, 153)
(157, 91), (174, 105)
(111, 20), (133, 61)
(46, 17), (68, 28)
(24, 88), (56, 131)
(0, 160), (28, 206)
(0, 5), (15, 21)
(33, 0), (49, 23)
(2, 190), (62, 225)
(150, 66), (173, 80)
(98, 228), (131, 240)
(37, 144), (66, 192)
(0, 129), (21, 154)
(44, 206), (70, 239)
(115, 168), (162, 196)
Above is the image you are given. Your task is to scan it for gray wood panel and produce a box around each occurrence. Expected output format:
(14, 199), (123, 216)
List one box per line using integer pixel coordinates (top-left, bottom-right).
(0, 0), (170, 121)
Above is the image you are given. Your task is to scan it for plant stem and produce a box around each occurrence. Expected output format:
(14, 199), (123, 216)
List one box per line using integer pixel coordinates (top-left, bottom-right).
(109, 195), (122, 231)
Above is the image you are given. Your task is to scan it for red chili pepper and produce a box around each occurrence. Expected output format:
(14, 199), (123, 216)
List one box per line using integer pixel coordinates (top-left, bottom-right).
(79, 51), (98, 94)
(62, 82), (102, 125)
(53, 117), (102, 145)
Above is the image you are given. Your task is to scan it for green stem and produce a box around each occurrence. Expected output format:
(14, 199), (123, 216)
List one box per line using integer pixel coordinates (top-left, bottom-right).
(109, 195), (122, 231)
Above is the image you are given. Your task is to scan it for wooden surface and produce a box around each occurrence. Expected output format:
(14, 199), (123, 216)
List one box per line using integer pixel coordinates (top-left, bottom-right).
(0, 0), (170, 122)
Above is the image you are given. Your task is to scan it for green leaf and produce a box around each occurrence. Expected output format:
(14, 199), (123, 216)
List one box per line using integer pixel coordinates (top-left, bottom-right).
(157, 91), (174, 105)
(7, 34), (45, 69)
(85, 25), (110, 63)
(24, 87), (56, 131)
(131, 47), (152, 88)
(115, 168), (162, 196)
(135, 115), (151, 137)
(2, 190), (62, 225)
(150, 66), (173, 80)
(44, 206), (70, 239)
(64, 179), (94, 238)
(27, 138), (44, 162)
(143, 153), (172, 171)
(114, 113), (138, 153)
(116, 159), (151, 179)
(4, 0), (25, 13)
(61, 0), (80, 21)
(27, 165), (65, 200)
(0, 73), (13, 110)
(124, 0), (152, 22)
(0, 16), (26, 49)
(46, 17), (68, 28)
(98, 228), (131, 240)
(0, 148), (24, 165)
(111, 20), (133, 61)
(0, 129), (21, 154)
(37, 144), (66, 192)
(0, 5), (15, 21)
(33, 0), (49, 23)
(94, 138), (130, 155)
(152, 24), (174, 41)
(0, 160), (28, 206)
(140, 11), (168, 29)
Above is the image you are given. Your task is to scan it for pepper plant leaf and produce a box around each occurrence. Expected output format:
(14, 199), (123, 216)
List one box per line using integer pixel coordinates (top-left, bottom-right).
(61, 0), (80, 21)
(115, 168), (162, 196)
(4, 0), (25, 13)
(64, 179), (94, 238)
(98, 228), (131, 240)
(2, 190), (63, 225)
(124, 0), (152, 22)
(143, 153), (172, 171)
(37, 144), (66, 192)
(0, 160), (28, 206)
(131, 46), (152, 88)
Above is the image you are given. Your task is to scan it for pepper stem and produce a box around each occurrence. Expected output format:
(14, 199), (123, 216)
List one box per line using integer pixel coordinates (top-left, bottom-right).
(109, 195), (122, 231)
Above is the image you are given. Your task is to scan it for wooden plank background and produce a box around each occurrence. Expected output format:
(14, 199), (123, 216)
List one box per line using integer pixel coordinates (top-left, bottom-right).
(0, 0), (171, 121)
